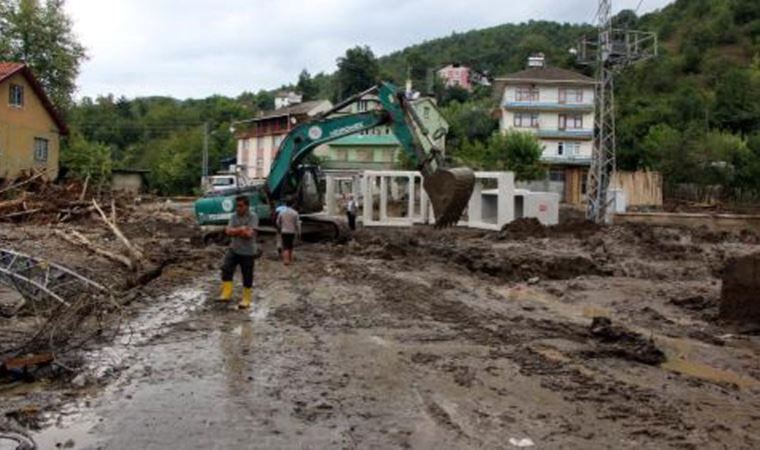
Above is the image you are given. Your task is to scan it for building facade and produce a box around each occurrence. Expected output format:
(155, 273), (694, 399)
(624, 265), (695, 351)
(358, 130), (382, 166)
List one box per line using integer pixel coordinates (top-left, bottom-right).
(0, 63), (68, 182)
(494, 57), (595, 204)
(316, 95), (401, 174)
(234, 100), (332, 180)
(317, 94), (449, 176)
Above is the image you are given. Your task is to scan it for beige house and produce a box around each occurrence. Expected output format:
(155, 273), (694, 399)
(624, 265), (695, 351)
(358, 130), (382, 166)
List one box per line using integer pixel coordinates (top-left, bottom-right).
(0, 62), (68, 182)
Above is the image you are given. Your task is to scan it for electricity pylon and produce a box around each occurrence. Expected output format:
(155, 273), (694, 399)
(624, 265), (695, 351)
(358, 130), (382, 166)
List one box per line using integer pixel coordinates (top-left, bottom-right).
(578, 0), (657, 223)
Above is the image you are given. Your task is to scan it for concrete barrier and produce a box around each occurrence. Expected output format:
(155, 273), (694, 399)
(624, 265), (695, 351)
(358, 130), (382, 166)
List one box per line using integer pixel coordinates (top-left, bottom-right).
(323, 170), (558, 230)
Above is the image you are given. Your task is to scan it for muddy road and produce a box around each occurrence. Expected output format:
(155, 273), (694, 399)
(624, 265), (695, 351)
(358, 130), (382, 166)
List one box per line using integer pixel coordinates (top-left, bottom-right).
(3, 222), (760, 449)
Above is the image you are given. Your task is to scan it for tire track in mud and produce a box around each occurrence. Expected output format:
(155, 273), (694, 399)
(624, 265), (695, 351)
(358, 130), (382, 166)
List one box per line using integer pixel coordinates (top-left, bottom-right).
(289, 248), (700, 448)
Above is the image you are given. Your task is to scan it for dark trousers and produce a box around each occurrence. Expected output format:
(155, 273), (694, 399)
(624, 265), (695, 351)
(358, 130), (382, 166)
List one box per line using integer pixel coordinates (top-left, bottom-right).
(221, 250), (255, 288)
(347, 212), (356, 231)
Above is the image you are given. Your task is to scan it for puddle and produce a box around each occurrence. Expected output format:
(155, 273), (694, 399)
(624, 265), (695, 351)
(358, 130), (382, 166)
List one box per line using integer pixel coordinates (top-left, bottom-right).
(662, 357), (759, 389)
(78, 285), (209, 379)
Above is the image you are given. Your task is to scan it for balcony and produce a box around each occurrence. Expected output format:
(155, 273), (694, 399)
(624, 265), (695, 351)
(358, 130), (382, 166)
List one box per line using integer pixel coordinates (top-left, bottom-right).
(504, 101), (594, 113)
(541, 154), (592, 166)
(536, 129), (593, 140)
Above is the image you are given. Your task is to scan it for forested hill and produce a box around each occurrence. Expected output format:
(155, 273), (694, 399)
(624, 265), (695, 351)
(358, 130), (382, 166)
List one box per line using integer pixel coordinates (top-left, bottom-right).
(377, 21), (594, 85)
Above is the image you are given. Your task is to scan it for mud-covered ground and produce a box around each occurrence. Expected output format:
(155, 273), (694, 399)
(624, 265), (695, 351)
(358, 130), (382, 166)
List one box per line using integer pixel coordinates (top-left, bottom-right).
(3, 219), (760, 449)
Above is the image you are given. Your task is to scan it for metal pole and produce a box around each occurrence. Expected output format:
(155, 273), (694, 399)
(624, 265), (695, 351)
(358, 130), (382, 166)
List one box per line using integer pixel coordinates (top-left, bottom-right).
(202, 122), (209, 181)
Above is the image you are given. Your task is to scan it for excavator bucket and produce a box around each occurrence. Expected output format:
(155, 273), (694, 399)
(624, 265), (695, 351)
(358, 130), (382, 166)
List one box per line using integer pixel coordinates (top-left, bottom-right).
(423, 167), (476, 227)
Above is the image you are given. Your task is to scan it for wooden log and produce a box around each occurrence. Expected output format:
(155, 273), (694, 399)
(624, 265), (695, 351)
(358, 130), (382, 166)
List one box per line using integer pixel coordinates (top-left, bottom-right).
(0, 169), (47, 196)
(54, 229), (134, 270)
(79, 174), (90, 202)
(1, 209), (42, 220)
(92, 199), (144, 262)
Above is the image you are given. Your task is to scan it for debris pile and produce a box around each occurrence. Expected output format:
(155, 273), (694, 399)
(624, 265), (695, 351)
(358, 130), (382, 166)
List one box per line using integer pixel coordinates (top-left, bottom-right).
(0, 171), (132, 225)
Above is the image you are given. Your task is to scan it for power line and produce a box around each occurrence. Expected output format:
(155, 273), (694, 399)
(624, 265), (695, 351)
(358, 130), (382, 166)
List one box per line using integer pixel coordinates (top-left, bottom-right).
(635, 0), (645, 14)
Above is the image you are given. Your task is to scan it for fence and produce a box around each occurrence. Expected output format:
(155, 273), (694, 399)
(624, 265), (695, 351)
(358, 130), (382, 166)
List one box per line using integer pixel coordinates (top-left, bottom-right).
(611, 170), (663, 207)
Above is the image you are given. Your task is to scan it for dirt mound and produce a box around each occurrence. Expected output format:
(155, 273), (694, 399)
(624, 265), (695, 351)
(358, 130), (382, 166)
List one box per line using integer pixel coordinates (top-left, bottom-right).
(720, 252), (760, 324)
(498, 218), (602, 241)
(499, 218), (547, 239)
(585, 317), (666, 365)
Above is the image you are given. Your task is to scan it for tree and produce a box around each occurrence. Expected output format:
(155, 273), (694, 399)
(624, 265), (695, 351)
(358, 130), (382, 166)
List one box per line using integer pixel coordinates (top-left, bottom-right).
(335, 46), (379, 101)
(296, 69), (319, 101)
(489, 131), (545, 181)
(454, 131), (544, 180)
(61, 131), (112, 184)
(0, 0), (87, 112)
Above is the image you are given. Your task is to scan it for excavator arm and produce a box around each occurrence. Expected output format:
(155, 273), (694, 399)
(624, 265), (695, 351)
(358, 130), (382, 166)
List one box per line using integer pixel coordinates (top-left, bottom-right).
(267, 82), (475, 226)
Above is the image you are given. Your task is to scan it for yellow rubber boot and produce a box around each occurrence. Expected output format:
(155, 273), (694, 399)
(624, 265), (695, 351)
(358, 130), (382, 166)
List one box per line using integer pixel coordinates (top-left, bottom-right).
(219, 281), (233, 302)
(238, 288), (253, 309)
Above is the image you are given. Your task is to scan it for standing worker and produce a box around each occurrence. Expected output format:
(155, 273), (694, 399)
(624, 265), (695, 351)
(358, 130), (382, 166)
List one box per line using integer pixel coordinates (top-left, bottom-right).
(276, 201), (301, 266)
(219, 196), (258, 309)
(346, 193), (358, 231)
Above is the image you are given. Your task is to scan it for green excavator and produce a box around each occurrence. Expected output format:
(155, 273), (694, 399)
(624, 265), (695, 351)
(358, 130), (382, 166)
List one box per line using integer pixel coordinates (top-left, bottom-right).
(194, 82), (475, 242)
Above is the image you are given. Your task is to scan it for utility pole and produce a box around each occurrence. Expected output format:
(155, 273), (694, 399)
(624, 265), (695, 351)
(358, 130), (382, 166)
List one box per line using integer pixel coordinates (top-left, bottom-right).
(577, 0), (657, 223)
(202, 121), (209, 186)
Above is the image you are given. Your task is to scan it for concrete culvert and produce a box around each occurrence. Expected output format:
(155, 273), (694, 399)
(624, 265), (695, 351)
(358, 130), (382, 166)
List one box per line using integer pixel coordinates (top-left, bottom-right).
(720, 252), (760, 324)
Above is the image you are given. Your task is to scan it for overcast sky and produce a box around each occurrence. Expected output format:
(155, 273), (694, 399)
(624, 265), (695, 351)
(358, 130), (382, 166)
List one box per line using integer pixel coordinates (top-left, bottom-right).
(65, 0), (673, 99)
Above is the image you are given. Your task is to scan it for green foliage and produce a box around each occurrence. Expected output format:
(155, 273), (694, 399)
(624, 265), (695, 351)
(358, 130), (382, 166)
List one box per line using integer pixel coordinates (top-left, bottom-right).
(335, 46), (379, 101)
(442, 100), (498, 151)
(296, 69), (319, 101)
(455, 131), (544, 181)
(0, 0), (87, 112)
(61, 131), (112, 182)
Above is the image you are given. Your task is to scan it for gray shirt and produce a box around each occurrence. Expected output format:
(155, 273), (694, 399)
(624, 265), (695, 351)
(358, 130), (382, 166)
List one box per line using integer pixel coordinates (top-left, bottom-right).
(228, 211), (259, 256)
(276, 207), (301, 235)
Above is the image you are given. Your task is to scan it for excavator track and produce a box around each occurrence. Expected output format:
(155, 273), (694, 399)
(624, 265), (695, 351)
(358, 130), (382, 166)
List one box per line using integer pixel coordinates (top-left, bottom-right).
(300, 215), (352, 243)
(423, 168), (476, 227)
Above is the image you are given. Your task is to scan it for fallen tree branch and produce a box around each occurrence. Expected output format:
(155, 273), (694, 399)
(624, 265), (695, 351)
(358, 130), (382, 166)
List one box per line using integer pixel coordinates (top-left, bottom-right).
(0, 169), (47, 196)
(54, 229), (134, 270)
(92, 199), (144, 262)
(79, 174), (90, 202)
(1, 208), (42, 220)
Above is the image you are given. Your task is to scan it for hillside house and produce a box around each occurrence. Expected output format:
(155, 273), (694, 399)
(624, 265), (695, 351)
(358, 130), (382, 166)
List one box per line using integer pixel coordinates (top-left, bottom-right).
(438, 64), (490, 92)
(234, 100), (332, 180)
(493, 55), (596, 204)
(274, 91), (303, 110)
(0, 62), (68, 182)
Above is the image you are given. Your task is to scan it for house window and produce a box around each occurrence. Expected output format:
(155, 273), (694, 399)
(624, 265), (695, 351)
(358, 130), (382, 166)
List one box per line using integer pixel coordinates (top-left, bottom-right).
(516, 86), (539, 102)
(514, 113), (539, 128)
(558, 114), (583, 130)
(559, 88), (583, 104)
(549, 169), (566, 182)
(567, 142), (581, 156)
(358, 100), (370, 112)
(34, 138), (49, 162)
(9, 84), (24, 107)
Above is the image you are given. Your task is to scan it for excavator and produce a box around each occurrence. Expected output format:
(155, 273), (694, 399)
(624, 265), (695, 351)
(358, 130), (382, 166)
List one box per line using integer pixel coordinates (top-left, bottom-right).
(194, 82), (475, 242)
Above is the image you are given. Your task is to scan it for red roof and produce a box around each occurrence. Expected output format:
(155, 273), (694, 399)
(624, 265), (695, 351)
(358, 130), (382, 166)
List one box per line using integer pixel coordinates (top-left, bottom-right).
(0, 62), (69, 135)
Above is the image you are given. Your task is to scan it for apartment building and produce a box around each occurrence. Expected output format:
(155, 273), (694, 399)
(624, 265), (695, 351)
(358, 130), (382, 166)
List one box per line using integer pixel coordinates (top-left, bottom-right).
(494, 55), (596, 204)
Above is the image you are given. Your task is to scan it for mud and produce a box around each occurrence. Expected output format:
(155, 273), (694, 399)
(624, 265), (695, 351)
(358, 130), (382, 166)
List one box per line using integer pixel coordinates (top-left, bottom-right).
(1, 221), (760, 449)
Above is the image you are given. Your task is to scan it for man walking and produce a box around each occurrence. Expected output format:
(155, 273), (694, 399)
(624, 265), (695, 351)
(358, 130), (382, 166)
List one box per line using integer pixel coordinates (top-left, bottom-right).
(346, 193), (358, 231)
(276, 201), (301, 266)
(219, 196), (258, 309)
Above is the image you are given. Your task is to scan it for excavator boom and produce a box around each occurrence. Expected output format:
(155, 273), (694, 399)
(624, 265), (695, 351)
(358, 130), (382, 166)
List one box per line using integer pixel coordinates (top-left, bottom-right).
(266, 82), (474, 227)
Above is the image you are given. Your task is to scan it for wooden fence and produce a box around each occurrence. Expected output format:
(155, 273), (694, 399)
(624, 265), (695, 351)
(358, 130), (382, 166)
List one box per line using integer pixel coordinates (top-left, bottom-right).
(611, 171), (663, 207)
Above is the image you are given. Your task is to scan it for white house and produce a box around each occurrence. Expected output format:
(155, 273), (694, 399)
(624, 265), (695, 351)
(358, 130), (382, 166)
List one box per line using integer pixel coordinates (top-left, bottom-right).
(493, 55), (596, 204)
